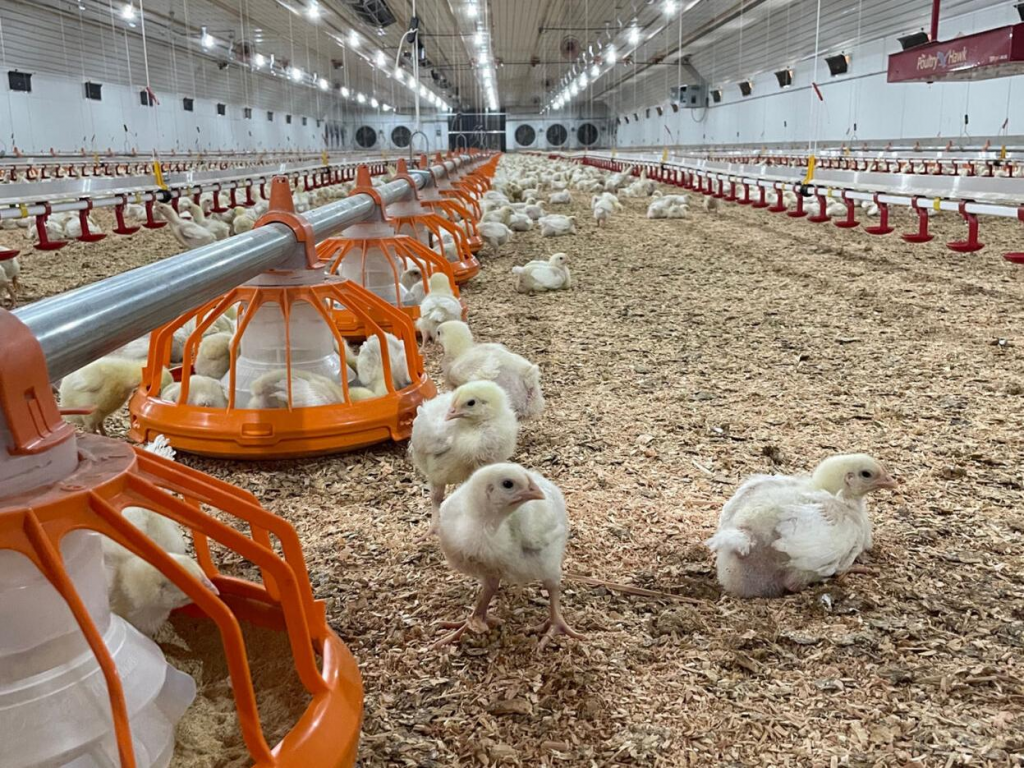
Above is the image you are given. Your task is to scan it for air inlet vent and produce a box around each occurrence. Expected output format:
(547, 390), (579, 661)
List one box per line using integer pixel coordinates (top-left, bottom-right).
(344, 0), (396, 27)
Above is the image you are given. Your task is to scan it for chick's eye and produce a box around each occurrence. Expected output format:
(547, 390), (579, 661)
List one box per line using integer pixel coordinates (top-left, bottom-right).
(860, 470), (872, 479)
(467, 399), (476, 407)
(502, 480), (514, 489)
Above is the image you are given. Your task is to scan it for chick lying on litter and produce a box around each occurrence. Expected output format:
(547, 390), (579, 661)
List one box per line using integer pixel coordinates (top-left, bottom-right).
(512, 253), (572, 294)
(706, 453), (897, 598)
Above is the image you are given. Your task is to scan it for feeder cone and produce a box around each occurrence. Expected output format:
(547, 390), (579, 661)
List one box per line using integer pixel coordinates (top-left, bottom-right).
(0, 310), (361, 767)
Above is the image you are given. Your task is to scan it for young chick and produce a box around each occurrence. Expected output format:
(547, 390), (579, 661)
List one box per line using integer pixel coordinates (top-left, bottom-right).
(437, 321), (545, 421)
(434, 463), (583, 650)
(246, 368), (374, 408)
(60, 357), (172, 435)
(357, 333), (412, 395)
(512, 253), (572, 294)
(508, 213), (534, 232)
(161, 376), (228, 408)
(409, 381), (518, 531)
(479, 221), (512, 249)
(155, 202), (216, 250)
(416, 273), (463, 344)
(0, 255), (19, 307)
(706, 454), (897, 598)
(185, 199), (231, 241)
(538, 214), (576, 237)
(232, 208), (256, 234)
(400, 266), (427, 304)
(195, 331), (233, 379)
(703, 195), (719, 213)
(548, 190), (572, 205)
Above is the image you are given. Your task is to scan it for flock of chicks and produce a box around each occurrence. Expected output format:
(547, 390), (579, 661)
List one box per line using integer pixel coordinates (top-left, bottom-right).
(49, 154), (900, 658)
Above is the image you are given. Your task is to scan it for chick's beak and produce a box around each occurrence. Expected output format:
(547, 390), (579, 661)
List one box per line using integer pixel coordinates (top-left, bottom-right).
(875, 472), (898, 490)
(445, 407), (463, 421)
(513, 483), (545, 504)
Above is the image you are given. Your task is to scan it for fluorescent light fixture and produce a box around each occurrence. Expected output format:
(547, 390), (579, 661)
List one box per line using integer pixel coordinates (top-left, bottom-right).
(318, 77), (328, 90)
(253, 53), (266, 68)
(467, 3), (478, 18)
(579, 73), (588, 87)
(341, 86), (350, 97)
(664, 0), (677, 14)
(375, 50), (386, 67)
(349, 30), (360, 47)
(201, 29), (216, 49)
(306, 2), (319, 19)
(382, 103), (391, 112)
(356, 92), (366, 103)
(370, 97), (379, 108)
(290, 67), (303, 81)
(628, 26), (640, 45)
(474, 30), (484, 46)
(420, 84), (428, 97)
(590, 64), (600, 78)
(394, 67), (403, 83)
(121, 3), (135, 19)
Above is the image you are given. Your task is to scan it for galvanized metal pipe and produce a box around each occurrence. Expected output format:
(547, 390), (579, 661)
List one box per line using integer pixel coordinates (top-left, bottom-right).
(14, 157), (474, 381)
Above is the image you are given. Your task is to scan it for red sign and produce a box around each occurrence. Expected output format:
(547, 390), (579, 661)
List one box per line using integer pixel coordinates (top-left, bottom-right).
(887, 23), (1024, 82)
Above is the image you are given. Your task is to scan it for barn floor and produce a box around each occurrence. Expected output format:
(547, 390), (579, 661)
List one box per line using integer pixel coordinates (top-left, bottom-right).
(12, 172), (1024, 766)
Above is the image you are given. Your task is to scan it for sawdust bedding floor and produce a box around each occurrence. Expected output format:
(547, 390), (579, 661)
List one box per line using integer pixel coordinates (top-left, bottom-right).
(22, 180), (1024, 766)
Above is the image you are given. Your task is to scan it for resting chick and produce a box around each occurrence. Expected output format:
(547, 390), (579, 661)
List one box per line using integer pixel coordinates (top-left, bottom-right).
(357, 333), (412, 395)
(706, 453), (897, 598)
(416, 273), (463, 344)
(538, 214), (576, 238)
(479, 221), (512, 249)
(512, 253), (572, 294)
(400, 266), (427, 304)
(437, 321), (544, 421)
(247, 368), (374, 408)
(409, 381), (518, 532)
(60, 357), (172, 435)
(195, 332), (233, 379)
(161, 376), (228, 408)
(434, 463), (583, 650)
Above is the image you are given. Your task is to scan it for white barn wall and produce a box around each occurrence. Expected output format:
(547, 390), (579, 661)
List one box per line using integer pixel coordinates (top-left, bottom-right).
(608, 3), (1024, 148)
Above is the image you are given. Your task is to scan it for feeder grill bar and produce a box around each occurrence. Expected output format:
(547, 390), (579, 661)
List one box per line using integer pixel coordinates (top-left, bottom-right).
(14, 159), (470, 381)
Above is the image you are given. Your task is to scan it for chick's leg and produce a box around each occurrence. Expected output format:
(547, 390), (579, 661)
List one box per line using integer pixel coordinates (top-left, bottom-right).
(425, 483), (446, 535)
(532, 580), (584, 651)
(433, 577), (501, 648)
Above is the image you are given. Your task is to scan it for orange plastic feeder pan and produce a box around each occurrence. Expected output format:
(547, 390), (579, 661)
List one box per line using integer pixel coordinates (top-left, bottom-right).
(129, 278), (436, 459)
(0, 311), (361, 768)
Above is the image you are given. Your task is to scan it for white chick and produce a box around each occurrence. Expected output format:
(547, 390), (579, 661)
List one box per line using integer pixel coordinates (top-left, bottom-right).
(825, 200), (848, 218)
(246, 368), (374, 408)
(523, 202), (545, 221)
(434, 463), (583, 650)
(63, 215), (103, 239)
(538, 214), (576, 238)
(60, 357), (172, 435)
(184, 199), (231, 241)
(416, 273), (463, 344)
(155, 203), (216, 250)
(508, 213), (534, 232)
(706, 453), (897, 598)
(703, 195), (719, 213)
(409, 381), (518, 531)
(161, 376), (228, 408)
(232, 207), (256, 234)
(194, 331), (233, 379)
(437, 321), (544, 421)
(512, 253), (572, 294)
(478, 221), (512, 249)
(401, 266), (427, 304)
(0, 255), (20, 307)
(548, 190), (571, 205)
(356, 333), (412, 395)
(103, 441), (218, 637)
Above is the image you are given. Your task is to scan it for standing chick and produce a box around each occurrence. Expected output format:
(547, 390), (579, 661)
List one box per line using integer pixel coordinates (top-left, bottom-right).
(103, 440), (218, 636)
(1, 255), (21, 307)
(416, 273), (463, 343)
(434, 463), (583, 650)
(60, 358), (171, 435)
(400, 266), (427, 304)
(437, 321), (544, 421)
(706, 454), (897, 598)
(703, 195), (719, 213)
(409, 381), (518, 531)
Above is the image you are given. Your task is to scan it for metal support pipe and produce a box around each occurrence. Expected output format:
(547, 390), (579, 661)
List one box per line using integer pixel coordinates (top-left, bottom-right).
(14, 157), (476, 381)
(930, 0), (941, 41)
